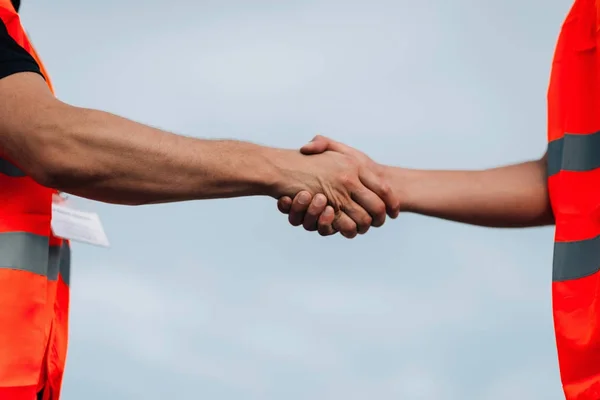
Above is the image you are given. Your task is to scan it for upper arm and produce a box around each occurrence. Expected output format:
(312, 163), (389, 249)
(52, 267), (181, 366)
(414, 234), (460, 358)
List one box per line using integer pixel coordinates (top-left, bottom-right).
(0, 12), (63, 180)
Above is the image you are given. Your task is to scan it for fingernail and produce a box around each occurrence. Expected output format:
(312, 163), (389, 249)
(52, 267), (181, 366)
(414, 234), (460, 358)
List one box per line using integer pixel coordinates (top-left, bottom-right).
(314, 195), (326, 206)
(298, 193), (310, 204)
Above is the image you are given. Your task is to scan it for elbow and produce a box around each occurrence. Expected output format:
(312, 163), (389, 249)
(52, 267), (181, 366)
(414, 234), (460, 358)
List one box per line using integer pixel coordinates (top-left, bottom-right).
(3, 99), (104, 193)
(10, 104), (78, 188)
(23, 108), (95, 190)
(33, 153), (103, 193)
(29, 145), (142, 206)
(24, 133), (92, 191)
(27, 147), (78, 189)
(11, 136), (66, 188)
(34, 168), (70, 191)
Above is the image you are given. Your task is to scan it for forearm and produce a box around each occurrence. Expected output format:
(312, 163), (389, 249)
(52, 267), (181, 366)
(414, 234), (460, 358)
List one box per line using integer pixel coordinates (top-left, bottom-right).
(28, 105), (284, 205)
(385, 156), (553, 228)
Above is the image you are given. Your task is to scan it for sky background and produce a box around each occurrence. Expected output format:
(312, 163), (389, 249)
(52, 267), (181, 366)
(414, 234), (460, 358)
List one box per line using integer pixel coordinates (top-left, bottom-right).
(20, 0), (570, 399)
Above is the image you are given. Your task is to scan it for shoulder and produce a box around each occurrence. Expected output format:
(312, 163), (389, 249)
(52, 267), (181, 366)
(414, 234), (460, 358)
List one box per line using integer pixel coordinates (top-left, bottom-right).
(0, 3), (44, 82)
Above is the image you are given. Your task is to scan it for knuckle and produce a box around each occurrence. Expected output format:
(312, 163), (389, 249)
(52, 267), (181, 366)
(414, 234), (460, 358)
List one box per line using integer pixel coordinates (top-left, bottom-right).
(343, 222), (358, 238)
(304, 220), (317, 231)
(318, 217), (334, 234)
(361, 215), (373, 228)
(395, 199), (402, 211)
(318, 216), (333, 227)
(318, 215), (332, 226)
(373, 202), (386, 217)
(379, 182), (392, 197)
(372, 215), (385, 227)
(338, 173), (354, 187)
(319, 228), (332, 236)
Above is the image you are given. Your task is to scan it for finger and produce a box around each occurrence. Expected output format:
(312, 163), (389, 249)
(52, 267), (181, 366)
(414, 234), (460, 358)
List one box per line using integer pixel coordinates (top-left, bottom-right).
(332, 212), (358, 239)
(317, 206), (337, 236)
(277, 196), (293, 214)
(300, 135), (333, 155)
(349, 185), (387, 228)
(301, 135), (358, 157)
(357, 167), (400, 220)
(303, 193), (328, 231)
(340, 200), (374, 235)
(288, 191), (312, 226)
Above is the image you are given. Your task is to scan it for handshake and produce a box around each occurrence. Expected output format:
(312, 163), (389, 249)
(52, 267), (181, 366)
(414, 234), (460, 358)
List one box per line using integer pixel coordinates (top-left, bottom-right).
(274, 135), (401, 238)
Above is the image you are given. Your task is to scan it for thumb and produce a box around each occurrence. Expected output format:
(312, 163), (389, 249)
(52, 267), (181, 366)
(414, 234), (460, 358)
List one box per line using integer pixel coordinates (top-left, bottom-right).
(300, 135), (332, 155)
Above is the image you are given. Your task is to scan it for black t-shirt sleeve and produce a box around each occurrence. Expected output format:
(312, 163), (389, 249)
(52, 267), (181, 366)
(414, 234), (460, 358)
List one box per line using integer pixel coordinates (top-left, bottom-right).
(0, 18), (43, 80)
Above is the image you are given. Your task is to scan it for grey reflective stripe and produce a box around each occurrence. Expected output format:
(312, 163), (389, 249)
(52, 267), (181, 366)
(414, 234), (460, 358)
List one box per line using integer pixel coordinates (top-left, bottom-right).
(59, 243), (71, 286)
(48, 245), (60, 281)
(0, 158), (26, 177)
(547, 131), (600, 177)
(0, 232), (48, 276)
(49, 243), (71, 283)
(553, 235), (600, 281)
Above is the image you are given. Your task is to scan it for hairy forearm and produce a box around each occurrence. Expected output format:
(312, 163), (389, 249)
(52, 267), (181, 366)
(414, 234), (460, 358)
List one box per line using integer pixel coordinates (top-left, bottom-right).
(384, 157), (553, 228)
(29, 105), (286, 205)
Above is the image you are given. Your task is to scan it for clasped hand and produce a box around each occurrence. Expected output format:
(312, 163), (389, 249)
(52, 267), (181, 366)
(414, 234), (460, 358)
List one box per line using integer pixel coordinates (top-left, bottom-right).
(277, 136), (400, 238)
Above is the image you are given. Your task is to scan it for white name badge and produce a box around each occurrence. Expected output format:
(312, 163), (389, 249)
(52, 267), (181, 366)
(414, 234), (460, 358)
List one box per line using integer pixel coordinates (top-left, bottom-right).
(51, 203), (110, 247)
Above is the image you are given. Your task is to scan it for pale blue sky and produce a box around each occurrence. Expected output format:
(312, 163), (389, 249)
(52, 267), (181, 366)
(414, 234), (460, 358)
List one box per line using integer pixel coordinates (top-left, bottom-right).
(21, 0), (568, 398)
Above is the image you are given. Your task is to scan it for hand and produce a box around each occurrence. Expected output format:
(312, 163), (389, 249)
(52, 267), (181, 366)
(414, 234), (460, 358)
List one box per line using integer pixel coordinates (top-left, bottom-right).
(277, 191), (338, 236)
(278, 136), (400, 235)
(274, 148), (390, 238)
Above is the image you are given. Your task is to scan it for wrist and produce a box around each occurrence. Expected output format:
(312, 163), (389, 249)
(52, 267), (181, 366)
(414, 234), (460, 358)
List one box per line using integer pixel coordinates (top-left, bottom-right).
(217, 144), (292, 199)
(259, 147), (305, 198)
(382, 165), (416, 213)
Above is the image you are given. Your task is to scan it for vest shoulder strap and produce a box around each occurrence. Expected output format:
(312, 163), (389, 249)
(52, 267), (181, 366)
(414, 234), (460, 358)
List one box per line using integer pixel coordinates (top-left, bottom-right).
(0, 1), (54, 93)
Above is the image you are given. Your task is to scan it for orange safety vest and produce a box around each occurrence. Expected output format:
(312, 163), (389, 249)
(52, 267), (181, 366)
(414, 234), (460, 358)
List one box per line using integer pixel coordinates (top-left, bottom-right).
(0, 1), (71, 400)
(548, 0), (600, 398)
